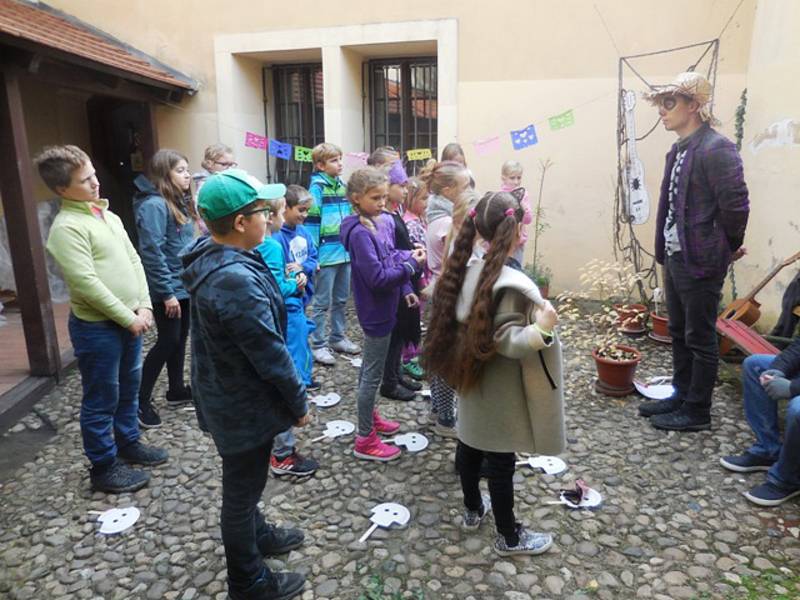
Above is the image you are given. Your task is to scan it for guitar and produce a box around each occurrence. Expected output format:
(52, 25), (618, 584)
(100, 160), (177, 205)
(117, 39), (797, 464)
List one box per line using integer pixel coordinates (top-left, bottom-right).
(622, 90), (650, 225)
(719, 250), (800, 354)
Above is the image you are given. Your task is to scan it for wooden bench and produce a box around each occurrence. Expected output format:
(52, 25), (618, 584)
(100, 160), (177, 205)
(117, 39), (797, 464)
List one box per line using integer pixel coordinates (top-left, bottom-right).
(716, 318), (780, 356)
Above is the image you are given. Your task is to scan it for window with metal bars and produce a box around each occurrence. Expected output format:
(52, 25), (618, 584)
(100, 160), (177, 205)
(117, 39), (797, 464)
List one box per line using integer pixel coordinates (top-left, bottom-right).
(369, 58), (437, 174)
(269, 63), (325, 185)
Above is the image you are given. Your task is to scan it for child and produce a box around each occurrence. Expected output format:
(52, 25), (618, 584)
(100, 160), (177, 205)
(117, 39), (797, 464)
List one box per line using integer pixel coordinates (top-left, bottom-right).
(307, 143), (359, 365)
(500, 160), (533, 268)
(134, 149), (197, 429)
(423, 190), (564, 556)
(379, 160), (423, 401)
(400, 177), (429, 380)
(421, 160), (471, 437)
(181, 169), (308, 600)
(38, 145), (167, 494)
(367, 146), (400, 167)
(440, 142), (466, 166)
(256, 191), (320, 479)
(339, 167), (425, 461)
(273, 185), (318, 310)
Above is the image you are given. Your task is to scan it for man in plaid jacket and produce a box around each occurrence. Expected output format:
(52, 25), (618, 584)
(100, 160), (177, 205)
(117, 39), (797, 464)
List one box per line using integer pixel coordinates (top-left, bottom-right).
(638, 72), (750, 431)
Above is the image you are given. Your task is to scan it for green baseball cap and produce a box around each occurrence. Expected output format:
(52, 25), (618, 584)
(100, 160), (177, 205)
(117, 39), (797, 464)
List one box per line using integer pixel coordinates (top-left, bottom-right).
(198, 169), (287, 221)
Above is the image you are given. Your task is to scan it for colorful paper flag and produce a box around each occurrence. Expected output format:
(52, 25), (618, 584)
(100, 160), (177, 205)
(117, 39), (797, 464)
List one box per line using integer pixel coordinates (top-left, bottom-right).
(548, 109), (575, 131)
(344, 152), (369, 169)
(269, 139), (292, 160)
(294, 146), (313, 162)
(244, 132), (268, 150)
(473, 135), (501, 157)
(510, 124), (538, 150)
(406, 148), (432, 161)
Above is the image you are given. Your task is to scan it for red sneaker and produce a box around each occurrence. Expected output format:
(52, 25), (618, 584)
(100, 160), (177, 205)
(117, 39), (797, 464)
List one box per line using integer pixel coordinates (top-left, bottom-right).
(354, 429), (401, 462)
(372, 409), (400, 434)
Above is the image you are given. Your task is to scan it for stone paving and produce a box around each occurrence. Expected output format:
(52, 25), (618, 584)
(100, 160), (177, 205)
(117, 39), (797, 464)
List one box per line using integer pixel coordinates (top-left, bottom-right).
(1, 310), (799, 600)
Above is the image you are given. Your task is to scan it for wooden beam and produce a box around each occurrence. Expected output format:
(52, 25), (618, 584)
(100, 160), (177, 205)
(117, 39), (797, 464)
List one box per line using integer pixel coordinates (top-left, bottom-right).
(0, 68), (61, 376)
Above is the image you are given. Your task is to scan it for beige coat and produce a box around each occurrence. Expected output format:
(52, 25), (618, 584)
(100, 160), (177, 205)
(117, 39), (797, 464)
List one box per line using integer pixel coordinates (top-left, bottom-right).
(454, 260), (566, 455)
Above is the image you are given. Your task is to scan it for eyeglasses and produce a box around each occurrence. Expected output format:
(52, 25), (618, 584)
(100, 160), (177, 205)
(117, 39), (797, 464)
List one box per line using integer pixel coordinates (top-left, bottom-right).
(241, 206), (273, 217)
(214, 160), (238, 168)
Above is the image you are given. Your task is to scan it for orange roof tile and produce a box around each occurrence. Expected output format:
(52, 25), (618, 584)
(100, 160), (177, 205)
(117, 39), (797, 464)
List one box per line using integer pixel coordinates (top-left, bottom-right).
(0, 0), (197, 92)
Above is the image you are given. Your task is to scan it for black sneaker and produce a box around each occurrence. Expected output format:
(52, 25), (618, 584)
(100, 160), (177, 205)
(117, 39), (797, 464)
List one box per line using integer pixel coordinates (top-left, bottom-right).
(400, 377), (423, 391)
(138, 402), (162, 429)
(269, 451), (319, 477)
(257, 524), (305, 556)
(118, 441), (169, 466)
(90, 460), (150, 493)
(743, 481), (800, 507)
(638, 396), (683, 417)
(650, 405), (711, 432)
(306, 379), (321, 392)
(166, 385), (192, 406)
(720, 452), (774, 473)
(228, 571), (305, 600)
(380, 384), (416, 402)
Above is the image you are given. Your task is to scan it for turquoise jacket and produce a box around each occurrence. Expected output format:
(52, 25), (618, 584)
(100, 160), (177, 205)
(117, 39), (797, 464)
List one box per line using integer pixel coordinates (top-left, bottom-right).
(306, 171), (351, 267)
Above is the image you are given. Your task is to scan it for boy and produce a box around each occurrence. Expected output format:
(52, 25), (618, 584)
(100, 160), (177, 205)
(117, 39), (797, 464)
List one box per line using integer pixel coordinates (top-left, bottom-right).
(37, 145), (167, 494)
(306, 143), (360, 365)
(256, 188), (320, 479)
(181, 169), (308, 600)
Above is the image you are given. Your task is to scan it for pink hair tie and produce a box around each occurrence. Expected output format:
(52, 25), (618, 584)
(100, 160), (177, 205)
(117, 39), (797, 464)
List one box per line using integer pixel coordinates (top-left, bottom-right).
(468, 207), (477, 219)
(505, 208), (515, 217)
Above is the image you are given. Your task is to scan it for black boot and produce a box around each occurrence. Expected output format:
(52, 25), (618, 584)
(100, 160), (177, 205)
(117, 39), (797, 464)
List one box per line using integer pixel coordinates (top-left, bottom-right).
(400, 376), (422, 391)
(228, 571), (305, 600)
(650, 404), (711, 432)
(90, 460), (150, 493)
(257, 525), (305, 556)
(380, 384), (416, 401)
(638, 395), (683, 418)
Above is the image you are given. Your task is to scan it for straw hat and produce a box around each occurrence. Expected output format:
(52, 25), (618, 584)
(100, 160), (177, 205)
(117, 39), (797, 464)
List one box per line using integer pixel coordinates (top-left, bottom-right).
(643, 71), (718, 124)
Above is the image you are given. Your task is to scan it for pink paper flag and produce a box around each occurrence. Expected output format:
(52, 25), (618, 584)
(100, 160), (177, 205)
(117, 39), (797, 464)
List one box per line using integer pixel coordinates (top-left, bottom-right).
(245, 132), (268, 150)
(344, 152), (369, 169)
(473, 135), (501, 156)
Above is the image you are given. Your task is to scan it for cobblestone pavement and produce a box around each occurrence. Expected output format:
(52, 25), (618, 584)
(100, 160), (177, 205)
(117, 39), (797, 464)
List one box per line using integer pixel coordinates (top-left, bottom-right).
(1, 312), (799, 600)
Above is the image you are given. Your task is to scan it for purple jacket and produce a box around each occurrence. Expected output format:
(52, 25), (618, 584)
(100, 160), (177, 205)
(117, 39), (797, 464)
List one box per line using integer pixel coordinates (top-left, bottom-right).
(340, 213), (417, 337)
(654, 124), (749, 279)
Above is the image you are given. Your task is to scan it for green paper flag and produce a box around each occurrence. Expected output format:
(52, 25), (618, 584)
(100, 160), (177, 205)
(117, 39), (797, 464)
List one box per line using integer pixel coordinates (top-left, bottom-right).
(294, 146), (313, 162)
(548, 109), (575, 131)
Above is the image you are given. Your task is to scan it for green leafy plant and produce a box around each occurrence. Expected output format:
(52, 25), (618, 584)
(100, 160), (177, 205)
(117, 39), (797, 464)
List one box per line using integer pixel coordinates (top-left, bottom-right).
(529, 158), (553, 286)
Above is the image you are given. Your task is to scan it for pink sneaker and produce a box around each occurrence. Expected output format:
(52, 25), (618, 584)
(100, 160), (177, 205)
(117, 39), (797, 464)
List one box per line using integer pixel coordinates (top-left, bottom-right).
(354, 429), (401, 462)
(372, 409), (400, 434)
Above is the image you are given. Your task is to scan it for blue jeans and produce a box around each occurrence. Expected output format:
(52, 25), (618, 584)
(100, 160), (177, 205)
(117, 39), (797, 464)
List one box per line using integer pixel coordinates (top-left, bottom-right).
(272, 429), (295, 459)
(742, 354), (800, 490)
(310, 263), (350, 348)
(69, 314), (143, 467)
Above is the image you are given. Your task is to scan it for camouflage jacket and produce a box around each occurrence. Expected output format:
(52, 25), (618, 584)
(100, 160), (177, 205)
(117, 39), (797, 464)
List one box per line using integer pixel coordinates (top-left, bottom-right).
(181, 236), (307, 456)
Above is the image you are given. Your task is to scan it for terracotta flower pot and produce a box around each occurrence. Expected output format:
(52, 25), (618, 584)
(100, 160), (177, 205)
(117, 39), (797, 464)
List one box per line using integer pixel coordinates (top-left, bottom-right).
(614, 303), (648, 332)
(592, 344), (642, 396)
(538, 284), (550, 299)
(650, 312), (670, 338)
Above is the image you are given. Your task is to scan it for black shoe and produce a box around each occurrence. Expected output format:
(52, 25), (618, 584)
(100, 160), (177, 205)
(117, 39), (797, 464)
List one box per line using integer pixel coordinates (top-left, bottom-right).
(166, 385), (192, 406)
(229, 571), (305, 600)
(90, 460), (150, 493)
(720, 452), (774, 473)
(400, 376), (423, 391)
(650, 405), (711, 431)
(118, 441), (169, 466)
(138, 402), (162, 428)
(638, 395), (683, 418)
(306, 379), (321, 392)
(257, 525), (305, 556)
(380, 384), (416, 401)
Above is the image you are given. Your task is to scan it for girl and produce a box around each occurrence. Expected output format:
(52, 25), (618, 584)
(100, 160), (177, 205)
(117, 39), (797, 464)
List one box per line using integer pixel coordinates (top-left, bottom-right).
(340, 167), (425, 461)
(420, 160), (471, 437)
(401, 177), (429, 379)
(500, 160), (533, 268)
(423, 190), (565, 556)
(133, 149), (198, 428)
(367, 146), (400, 167)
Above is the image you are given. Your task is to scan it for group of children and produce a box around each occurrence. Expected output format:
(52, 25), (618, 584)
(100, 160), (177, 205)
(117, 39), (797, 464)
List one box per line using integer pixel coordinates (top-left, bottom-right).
(34, 140), (564, 600)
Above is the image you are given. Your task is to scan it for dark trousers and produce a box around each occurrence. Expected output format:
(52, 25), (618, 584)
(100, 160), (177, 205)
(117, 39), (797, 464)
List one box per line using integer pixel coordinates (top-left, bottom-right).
(221, 441), (275, 590)
(456, 440), (518, 544)
(139, 298), (190, 404)
(664, 253), (725, 413)
(381, 326), (404, 389)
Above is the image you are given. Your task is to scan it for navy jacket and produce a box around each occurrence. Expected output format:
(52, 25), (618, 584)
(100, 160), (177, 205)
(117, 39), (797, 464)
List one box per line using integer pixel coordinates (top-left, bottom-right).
(180, 237), (307, 457)
(772, 337), (800, 398)
(134, 174), (196, 301)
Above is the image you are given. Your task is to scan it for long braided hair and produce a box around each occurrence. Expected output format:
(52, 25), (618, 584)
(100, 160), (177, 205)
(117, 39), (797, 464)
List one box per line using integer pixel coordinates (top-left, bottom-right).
(423, 189), (526, 391)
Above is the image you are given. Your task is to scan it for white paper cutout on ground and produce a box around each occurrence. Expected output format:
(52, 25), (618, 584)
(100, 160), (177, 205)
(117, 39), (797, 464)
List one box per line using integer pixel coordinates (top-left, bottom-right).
(311, 419), (355, 442)
(358, 502), (411, 543)
(310, 392), (341, 408)
(350, 358), (363, 368)
(633, 376), (674, 400)
(92, 507), (140, 534)
(547, 487), (603, 509)
(516, 455), (567, 475)
(419, 389), (431, 398)
(386, 432), (429, 453)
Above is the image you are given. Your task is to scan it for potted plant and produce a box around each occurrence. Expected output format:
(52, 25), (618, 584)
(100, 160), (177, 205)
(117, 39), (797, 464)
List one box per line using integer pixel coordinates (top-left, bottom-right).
(558, 258), (646, 396)
(523, 263), (552, 298)
(649, 287), (671, 343)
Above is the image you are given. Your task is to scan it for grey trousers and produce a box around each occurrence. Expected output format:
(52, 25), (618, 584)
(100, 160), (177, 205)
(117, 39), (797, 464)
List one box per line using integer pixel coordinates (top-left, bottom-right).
(356, 333), (392, 436)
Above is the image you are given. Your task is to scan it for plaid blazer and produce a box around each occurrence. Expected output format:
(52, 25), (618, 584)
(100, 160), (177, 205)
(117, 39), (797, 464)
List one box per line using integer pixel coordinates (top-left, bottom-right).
(654, 124), (750, 279)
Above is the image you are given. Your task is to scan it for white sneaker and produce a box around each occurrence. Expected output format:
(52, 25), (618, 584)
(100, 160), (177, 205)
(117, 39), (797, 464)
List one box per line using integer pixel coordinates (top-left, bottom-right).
(312, 347), (336, 365)
(330, 338), (361, 354)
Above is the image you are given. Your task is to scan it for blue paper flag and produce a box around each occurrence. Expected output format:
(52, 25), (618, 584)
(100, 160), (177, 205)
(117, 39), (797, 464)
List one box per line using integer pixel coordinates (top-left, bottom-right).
(269, 139), (292, 160)
(510, 124), (538, 150)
